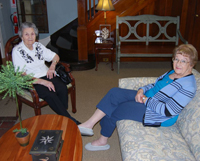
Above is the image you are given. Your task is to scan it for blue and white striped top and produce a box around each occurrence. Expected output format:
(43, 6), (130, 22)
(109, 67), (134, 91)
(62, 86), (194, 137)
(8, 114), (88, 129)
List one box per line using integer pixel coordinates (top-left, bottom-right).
(140, 70), (197, 126)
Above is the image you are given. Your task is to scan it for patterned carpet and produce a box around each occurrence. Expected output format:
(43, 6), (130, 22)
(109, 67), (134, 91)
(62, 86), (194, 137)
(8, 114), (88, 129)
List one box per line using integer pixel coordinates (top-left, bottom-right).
(0, 116), (18, 137)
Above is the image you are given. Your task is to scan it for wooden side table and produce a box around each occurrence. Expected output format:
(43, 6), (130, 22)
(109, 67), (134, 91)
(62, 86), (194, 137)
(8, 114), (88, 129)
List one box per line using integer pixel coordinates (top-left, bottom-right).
(95, 39), (114, 71)
(0, 114), (82, 161)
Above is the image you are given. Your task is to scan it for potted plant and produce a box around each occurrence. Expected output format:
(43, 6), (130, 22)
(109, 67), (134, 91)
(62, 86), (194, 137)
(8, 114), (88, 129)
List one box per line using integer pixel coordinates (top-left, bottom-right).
(0, 61), (34, 146)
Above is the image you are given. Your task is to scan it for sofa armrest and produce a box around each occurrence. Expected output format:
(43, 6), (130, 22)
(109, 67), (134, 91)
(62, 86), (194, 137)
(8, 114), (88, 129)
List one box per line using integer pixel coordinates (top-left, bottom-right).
(119, 77), (157, 90)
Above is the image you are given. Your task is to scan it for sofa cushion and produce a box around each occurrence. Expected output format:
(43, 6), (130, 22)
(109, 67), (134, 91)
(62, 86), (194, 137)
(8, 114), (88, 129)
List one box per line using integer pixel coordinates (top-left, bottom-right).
(117, 120), (196, 161)
(176, 69), (200, 160)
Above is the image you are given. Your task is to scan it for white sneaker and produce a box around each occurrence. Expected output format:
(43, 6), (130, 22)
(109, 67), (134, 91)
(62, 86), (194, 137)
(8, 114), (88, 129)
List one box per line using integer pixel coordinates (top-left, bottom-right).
(85, 143), (110, 151)
(78, 126), (94, 136)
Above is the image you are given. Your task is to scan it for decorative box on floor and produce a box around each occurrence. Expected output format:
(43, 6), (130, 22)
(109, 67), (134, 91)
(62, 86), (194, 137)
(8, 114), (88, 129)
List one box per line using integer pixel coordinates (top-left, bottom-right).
(30, 130), (63, 161)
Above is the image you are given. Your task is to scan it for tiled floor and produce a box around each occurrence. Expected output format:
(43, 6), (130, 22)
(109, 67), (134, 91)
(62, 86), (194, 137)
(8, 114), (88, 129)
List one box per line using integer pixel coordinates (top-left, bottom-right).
(0, 116), (18, 137)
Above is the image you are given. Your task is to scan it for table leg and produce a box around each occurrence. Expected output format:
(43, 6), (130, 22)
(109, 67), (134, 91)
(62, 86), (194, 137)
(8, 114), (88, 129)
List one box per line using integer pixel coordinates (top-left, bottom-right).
(95, 48), (98, 71)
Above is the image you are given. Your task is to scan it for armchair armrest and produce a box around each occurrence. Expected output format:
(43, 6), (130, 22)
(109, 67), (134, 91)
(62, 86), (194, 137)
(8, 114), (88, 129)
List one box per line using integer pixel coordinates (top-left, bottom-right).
(28, 86), (41, 103)
(119, 77), (157, 90)
(59, 61), (75, 87)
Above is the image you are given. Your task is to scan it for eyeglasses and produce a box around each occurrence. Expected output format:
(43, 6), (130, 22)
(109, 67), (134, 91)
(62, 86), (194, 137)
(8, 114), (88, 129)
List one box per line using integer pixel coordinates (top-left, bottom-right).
(172, 58), (190, 65)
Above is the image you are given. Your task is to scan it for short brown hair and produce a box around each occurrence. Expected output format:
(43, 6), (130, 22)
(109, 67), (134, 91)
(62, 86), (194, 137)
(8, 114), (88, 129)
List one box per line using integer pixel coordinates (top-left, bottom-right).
(173, 44), (198, 67)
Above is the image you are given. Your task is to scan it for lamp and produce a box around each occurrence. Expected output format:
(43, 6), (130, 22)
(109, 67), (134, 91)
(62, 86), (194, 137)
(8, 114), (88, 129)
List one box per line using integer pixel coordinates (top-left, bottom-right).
(96, 0), (115, 24)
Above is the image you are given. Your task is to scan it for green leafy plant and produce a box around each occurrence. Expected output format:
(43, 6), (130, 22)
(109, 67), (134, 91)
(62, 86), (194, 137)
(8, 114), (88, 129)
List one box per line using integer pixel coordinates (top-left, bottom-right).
(0, 61), (35, 135)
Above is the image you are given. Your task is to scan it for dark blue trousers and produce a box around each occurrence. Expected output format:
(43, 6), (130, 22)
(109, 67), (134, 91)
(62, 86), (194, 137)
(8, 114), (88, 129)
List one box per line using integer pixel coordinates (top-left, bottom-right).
(97, 87), (146, 137)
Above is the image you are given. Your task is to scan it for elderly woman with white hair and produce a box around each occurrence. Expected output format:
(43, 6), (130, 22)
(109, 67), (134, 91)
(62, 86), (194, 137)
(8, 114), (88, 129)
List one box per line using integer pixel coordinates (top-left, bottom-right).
(12, 22), (80, 125)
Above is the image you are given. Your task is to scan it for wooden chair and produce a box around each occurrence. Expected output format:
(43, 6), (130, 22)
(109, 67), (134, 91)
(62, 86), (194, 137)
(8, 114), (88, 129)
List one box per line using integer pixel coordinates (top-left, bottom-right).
(5, 35), (76, 117)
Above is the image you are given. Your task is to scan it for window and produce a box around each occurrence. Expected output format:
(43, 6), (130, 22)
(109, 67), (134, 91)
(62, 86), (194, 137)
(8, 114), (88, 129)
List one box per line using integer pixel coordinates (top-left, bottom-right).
(16, 0), (49, 33)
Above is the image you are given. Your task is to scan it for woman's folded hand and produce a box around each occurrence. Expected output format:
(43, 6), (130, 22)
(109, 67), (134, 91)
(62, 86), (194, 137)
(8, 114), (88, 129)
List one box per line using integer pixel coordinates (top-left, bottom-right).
(135, 89), (145, 103)
(36, 78), (56, 92)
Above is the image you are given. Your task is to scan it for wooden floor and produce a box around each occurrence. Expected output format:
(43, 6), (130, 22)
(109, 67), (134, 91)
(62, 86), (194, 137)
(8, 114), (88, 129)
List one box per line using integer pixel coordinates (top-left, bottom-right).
(0, 116), (18, 137)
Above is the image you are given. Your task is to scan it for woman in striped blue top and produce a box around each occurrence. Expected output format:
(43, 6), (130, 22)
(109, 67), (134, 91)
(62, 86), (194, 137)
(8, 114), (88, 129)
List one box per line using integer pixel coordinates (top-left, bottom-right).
(79, 44), (198, 151)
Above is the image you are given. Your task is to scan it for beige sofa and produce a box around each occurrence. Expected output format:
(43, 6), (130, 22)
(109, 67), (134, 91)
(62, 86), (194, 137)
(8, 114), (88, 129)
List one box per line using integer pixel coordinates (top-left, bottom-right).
(117, 69), (200, 161)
